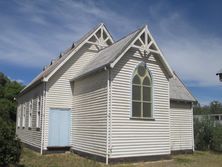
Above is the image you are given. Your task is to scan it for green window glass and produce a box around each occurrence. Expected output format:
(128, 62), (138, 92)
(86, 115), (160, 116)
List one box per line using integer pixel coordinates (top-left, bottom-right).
(132, 62), (152, 118)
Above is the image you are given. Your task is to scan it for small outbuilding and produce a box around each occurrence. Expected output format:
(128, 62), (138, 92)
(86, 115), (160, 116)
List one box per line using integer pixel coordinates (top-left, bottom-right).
(16, 23), (196, 164)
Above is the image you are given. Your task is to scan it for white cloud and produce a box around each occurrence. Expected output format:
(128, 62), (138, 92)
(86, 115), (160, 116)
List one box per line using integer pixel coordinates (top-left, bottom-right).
(8, 76), (24, 84)
(1, 0), (221, 88)
(146, 2), (222, 87)
(0, 0), (136, 68)
(16, 79), (24, 84)
(160, 35), (222, 87)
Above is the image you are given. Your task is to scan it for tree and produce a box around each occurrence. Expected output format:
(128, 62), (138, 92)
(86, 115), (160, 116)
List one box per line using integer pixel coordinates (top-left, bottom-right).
(0, 72), (24, 166)
(0, 72), (24, 123)
(209, 101), (222, 114)
(193, 101), (222, 115)
(194, 117), (214, 150)
(193, 102), (210, 115)
(211, 125), (222, 152)
(0, 118), (22, 166)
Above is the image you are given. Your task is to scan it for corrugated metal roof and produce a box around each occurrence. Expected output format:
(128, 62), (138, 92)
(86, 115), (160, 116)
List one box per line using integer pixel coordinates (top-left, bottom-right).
(19, 23), (196, 102)
(71, 26), (175, 81)
(71, 28), (142, 80)
(170, 72), (196, 102)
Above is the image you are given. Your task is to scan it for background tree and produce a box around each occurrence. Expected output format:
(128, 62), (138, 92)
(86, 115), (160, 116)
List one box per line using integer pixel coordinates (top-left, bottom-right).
(0, 72), (24, 166)
(193, 101), (222, 115)
(0, 72), (24, 123)
(210, 101), (222, 114)
(194, 100), (222, 152)
(194, 117), (214, 150)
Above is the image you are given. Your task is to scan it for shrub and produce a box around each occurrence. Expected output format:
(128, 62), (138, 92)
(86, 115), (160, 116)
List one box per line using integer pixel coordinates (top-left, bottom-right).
(211, 124), (222, 152)
(194, 117), (214, 150)
(0, 118), (22, 166)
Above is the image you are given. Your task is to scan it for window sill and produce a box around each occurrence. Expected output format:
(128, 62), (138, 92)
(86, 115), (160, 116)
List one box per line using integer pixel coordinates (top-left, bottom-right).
(130, 117), (155, 121)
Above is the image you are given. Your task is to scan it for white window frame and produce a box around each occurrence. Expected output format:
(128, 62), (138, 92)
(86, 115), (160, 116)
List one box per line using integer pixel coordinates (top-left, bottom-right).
(130, 62), (154, 120)
(28, 100), (33, 128)
(36, 96), (41, 128)
(22, 103), (26, 127)
(17, 105), (21, 127)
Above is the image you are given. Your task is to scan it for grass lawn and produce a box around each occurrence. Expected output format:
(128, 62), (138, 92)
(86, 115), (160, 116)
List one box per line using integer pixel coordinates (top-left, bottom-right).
(17, 148), (222, 167)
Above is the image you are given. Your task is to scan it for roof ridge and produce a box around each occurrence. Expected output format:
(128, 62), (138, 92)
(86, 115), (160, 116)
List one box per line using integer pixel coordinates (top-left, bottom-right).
(43, 23), (104, 71)
(101, 23), (115, 43)
(112, 26), (143, 44)
(71, 27), (144, 81)
(18, 23), (106, 96)
(96, 26), (144, 54)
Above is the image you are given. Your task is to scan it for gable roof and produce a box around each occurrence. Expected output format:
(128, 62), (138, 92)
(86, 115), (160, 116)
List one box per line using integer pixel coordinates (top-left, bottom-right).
(19, 23), (195, 103)
(71, 28), (142, 80)
(170, 72), (196, 102)
(71, 26), (174, 81)
(19, 23), (113, 96)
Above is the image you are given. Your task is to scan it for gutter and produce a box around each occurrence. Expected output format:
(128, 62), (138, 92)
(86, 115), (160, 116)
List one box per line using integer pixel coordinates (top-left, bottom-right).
(170, 98), (197, 103)
(16, 79), (43, 98)
(70, 64), (110, 82)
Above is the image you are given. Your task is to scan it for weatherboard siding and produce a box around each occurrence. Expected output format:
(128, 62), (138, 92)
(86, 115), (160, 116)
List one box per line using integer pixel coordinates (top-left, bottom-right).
(170, 101), (194, 151)
(44, 44), (99, 149)
(72, 70), (107, 157)
(110, 49), (171, 158)
(16, 83), (43, 149)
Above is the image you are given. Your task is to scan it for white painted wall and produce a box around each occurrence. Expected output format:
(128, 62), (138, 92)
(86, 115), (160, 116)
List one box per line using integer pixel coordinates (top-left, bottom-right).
(16, 83), (43, 149)
(110, 48), (171, 158)
(71, 70), (107, 157)
(16, 31), (194, 159)
(44, 44), (99, 149)
(170, 101), (194, 151)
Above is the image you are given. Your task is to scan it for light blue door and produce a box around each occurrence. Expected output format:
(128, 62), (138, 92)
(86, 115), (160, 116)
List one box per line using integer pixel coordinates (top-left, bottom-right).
(48, 108), (71, 147)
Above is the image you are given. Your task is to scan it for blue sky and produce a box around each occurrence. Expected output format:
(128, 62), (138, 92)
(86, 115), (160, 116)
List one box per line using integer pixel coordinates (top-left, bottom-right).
(0, 0), (222, 105)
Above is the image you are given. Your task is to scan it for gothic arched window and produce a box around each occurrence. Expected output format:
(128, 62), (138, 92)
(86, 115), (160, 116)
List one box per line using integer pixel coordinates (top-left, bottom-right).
(132, 62), (152, 118)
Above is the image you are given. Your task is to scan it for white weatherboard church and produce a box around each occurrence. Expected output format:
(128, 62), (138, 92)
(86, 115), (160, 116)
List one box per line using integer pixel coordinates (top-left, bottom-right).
(16, 23), (196, 164)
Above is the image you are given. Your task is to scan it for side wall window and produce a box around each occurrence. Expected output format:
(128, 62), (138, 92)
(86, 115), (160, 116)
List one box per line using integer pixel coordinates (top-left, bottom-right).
(22, 103), (26, 127)
(17, 105), (21, 127)
(36, 96), (41, 128)
(132, 62), (153, 118)
(28, 100), (33, 128)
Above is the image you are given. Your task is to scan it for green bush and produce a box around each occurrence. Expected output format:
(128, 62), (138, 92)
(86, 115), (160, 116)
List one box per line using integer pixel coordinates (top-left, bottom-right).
(0, 118), (22, 166)
(0, 72), (24, 166)
(211, 125), (222, 152)
(194, 117), (214, 150)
